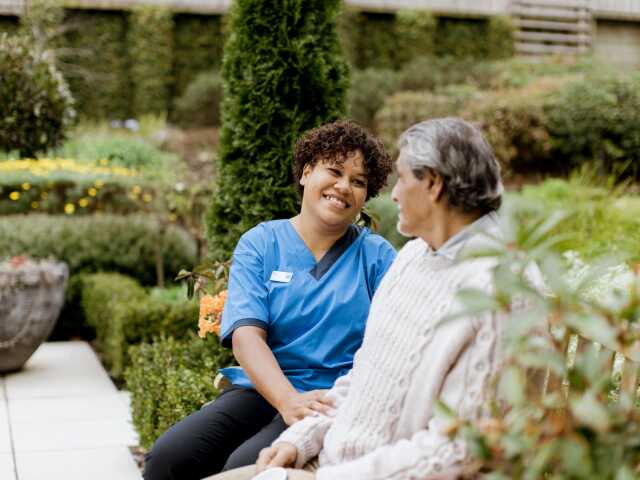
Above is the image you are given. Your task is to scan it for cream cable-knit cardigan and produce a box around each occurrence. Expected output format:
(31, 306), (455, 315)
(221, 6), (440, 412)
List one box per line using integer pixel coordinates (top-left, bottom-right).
(274, 213), (540, 480)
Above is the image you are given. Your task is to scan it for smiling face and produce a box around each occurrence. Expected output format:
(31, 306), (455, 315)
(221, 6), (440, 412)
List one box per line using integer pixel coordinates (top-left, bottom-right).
(299, 150), (368, 230)
(391, 150), (441, 238)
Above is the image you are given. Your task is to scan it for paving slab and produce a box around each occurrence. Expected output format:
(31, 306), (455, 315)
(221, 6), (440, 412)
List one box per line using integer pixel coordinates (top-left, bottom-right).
(9, 394), (130, 424)
(12, 417), (138, 453)
(4, 342), (115, 400)
(0, 453), (16, 480)
(15, 446), (141, 480)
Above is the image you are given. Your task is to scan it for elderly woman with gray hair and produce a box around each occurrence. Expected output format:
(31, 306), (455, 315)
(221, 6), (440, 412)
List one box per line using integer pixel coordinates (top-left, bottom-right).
(207, 118), (514, 480)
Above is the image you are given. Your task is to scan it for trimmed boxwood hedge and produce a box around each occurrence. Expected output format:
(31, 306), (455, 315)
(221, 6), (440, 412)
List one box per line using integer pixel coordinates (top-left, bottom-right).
(80, 273), (200, 379)
(125, 335), (235, 449)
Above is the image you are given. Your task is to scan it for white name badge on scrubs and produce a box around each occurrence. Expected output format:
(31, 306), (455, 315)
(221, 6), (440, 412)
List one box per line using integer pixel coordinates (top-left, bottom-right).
(270, 271), (293, 283)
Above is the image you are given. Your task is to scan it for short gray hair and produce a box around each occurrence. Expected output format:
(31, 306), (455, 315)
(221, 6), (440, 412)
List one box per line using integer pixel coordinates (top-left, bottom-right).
(398, 117), (503, 214)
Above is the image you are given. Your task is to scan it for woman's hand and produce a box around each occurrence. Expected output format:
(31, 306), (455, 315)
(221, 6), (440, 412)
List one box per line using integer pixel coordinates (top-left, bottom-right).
(277, 390), (334, 425)
(256, 442), (298, 472)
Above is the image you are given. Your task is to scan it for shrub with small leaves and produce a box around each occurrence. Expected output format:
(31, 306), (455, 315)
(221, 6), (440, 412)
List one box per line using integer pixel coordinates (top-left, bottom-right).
(125, 335), (235, 449)
(347, 68), (399, 129)
(0, 33), (75, 157)
(0, 214), (197, 286)
(80, 273), (199, 380)
(172, 70), (223, 127)
(375, 88), (479, 154)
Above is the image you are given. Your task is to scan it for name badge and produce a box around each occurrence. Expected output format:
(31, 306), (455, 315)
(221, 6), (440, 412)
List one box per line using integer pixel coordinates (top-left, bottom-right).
(270, 271), (293, 283)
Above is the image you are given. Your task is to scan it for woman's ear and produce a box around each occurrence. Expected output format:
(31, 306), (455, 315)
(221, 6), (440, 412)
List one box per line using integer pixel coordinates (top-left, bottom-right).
(300, 163), (313, 186)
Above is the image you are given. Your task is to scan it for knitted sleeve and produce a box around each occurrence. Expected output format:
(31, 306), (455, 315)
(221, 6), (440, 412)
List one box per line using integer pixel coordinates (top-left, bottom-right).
(314, 312), (493, 480)
(273, 369), (353, 468)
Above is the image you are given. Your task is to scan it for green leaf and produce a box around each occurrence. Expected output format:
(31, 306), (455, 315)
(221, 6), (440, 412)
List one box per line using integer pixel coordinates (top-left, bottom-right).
(498, 366), (526, 406)
(570, 392), (611, 433)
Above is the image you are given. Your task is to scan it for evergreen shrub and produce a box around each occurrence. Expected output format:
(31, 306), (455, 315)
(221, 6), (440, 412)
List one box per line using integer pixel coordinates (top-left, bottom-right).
(340, 9), (436, 70)
(464, 80), (559, 175)
(339, 9), (397, 69)
(544, 73), (640, 179)
(348, 68), (399, 129)
(0, 16), (19, 34)
(171, 13), (224, 105)
(434, 17), (490, 59)
(125, 335), (235, 448)
(0, 214), (197, 285)
(375, 88), (478, 153)
(80, 273), (199, 379)
(486, 15), (515, 59)
(206, 0), (348, 260)
(0, 34), (75, 157)
(62, 9), (130, 119)
(172, 70), (223, 127)
(127, 7), (174, 116)
(396, 55), (499, 92)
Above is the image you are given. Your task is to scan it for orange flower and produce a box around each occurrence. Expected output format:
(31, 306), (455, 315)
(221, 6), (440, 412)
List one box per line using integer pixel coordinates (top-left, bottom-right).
(198, 290), (228, 338)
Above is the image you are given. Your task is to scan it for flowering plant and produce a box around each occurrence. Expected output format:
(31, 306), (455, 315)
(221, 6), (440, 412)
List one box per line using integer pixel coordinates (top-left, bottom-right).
(175, 260), (230, 338)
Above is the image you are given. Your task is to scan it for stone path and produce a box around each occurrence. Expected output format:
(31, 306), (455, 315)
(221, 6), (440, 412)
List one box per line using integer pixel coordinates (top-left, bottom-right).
(0, 341), (141, 480)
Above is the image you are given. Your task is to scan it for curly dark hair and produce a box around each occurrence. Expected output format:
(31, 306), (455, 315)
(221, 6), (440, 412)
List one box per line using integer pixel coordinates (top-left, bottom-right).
(293, 120), (392, 201)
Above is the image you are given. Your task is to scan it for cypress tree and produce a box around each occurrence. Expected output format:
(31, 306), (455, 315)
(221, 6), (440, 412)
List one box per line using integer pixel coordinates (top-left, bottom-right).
(206, 0), (348, 260)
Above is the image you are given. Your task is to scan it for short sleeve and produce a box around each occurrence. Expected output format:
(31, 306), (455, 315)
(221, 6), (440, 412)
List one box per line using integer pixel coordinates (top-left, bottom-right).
(220, 229), (270, 348)
(369, 237), (397, 295)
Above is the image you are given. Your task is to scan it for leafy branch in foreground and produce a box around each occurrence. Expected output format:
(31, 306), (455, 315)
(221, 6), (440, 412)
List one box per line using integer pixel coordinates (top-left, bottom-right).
(445, 200), (640, 479)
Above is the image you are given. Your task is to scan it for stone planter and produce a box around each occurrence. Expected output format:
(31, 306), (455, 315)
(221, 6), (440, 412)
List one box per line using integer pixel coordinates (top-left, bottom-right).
(0, 259), (69, 373)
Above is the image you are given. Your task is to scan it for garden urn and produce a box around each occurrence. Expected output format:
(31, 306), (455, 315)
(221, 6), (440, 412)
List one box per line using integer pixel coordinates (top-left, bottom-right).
(0, 257), (68, 372)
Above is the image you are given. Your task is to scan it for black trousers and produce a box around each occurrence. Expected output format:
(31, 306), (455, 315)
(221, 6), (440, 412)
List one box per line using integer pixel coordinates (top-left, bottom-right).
(143, 386), (288, 480)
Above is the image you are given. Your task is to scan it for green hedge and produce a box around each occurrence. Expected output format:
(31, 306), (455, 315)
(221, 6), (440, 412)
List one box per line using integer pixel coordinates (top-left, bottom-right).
(170, 13), (224, 110)
(545, 73), (640, 179)
(125, 335), (235, 449)
(206, 0), (348, 260)
(59, 10), (223, 120)
(80, 273), (200, 379)
(128, 7), (174, 116)
(0, 16), (19, 34)
(172, 70), (223, 127)
(62, 9), (130, 119)
(375, 87), (480, 154)
(0, 214), (197, 285)
(434, 16), (489, 59)
(339, 9), (437, 70)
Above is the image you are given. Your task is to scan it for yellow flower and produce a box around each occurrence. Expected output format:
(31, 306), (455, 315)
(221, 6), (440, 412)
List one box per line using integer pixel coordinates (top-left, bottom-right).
(64, 203), (75, 214)
(78, 198), (89, 208)
(9, 191), (20, 201)
(99, 158), (109, 166)
(132, 185), (142, 195)
(142, 193), (152, 203)
(88, 187), (97, 197)
(21, 182), (31, 190)
(95, 180), (104, 188)
(31, 201), (38, 209)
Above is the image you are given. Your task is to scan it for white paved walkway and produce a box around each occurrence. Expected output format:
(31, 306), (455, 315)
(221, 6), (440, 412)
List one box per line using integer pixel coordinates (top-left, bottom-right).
(0, 341), (141, 480)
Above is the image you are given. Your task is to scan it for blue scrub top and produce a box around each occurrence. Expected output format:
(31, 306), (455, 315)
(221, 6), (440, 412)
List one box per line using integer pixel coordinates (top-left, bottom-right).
(219, 219), (396, 392)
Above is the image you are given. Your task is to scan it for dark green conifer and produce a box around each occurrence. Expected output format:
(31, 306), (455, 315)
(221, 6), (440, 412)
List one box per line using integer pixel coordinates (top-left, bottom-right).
(206, 0), (348, 260)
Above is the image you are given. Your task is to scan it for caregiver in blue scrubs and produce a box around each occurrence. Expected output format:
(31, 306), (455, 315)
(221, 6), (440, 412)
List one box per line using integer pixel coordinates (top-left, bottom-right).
(144, 120), (396, 480)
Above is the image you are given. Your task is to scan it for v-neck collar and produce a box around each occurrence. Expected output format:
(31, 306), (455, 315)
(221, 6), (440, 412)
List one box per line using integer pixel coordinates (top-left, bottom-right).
(286, 220), (361, 280)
